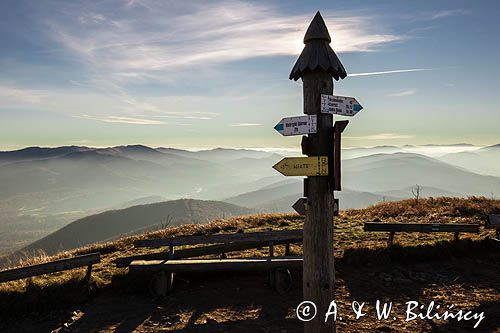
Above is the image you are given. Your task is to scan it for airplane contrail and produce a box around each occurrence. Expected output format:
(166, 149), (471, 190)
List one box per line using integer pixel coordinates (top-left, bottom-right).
(348, 68), (433, 77)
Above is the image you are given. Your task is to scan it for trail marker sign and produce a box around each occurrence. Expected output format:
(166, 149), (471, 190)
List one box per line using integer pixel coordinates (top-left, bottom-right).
(293, 197), (339, 216)
(273, 156), (328, 177)
(274, 115), (317, 136)
(321, 94), (363, 116)
(292, 198), (307, 215)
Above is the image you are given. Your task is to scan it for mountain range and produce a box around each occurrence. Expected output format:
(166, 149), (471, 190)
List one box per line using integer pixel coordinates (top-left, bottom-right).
(0, 143), (499, 255)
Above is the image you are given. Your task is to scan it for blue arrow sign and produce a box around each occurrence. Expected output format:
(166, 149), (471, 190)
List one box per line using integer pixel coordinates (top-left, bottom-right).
(274, 115), (317, 136)
(321, 94), (363, 116)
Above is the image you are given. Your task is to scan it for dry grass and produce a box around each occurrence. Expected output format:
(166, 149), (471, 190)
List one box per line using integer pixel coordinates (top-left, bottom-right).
(0, 197), (498, 319)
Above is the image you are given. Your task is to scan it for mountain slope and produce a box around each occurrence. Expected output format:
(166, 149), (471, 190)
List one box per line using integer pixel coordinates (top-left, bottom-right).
(21, 199), (255, 256)
(224, 179), (397, 212)
(438, 143), (500, 177)
(256, 189), (398, 213)
(342, 153), (500, 195)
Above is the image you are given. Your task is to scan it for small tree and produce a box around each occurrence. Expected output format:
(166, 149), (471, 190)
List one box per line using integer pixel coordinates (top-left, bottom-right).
(160, 214), (174, 230)
(411, 184), (422, 203)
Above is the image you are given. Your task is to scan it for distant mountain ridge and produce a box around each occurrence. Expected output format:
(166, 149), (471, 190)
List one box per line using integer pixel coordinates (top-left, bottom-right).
(20, 199), (255, 256)
(1, 144), (499, 255)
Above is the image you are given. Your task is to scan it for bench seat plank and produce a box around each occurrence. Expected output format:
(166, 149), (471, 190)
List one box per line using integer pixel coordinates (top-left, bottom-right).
(0, 253), (100, 283)
(486, 215), (500, 229)
(134, 229), (303, 248)
(129, 257), (303, 273)
(364, 223), (479, 233)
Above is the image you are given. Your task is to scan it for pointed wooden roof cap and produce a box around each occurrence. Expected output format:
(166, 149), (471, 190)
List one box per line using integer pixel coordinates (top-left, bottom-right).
(304, 11), (331, 43)
(289, 11), (347, 81)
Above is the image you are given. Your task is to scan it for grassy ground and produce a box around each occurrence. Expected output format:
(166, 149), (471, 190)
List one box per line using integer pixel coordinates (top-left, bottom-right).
(0, 197), (499, 332)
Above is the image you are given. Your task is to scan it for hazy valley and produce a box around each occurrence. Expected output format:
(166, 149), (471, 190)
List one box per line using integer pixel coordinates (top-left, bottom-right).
(0, 143), (499, 257)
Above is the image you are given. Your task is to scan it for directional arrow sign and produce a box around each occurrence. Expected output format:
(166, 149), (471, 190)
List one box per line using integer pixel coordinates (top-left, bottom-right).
(321, 94), (363, 116)
(273, 156), (328, 176)
(293, 198), (339, 216)
(274, 115), (317, 136)
(292, 198), (307, 215)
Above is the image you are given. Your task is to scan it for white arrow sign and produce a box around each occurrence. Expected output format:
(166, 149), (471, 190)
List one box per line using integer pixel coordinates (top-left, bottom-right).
(274, 115), (317, 136)
(321, 94), (363, 116)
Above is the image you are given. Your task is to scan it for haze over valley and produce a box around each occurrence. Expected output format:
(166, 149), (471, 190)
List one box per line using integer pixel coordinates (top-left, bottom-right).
(1, 143), (499, 257)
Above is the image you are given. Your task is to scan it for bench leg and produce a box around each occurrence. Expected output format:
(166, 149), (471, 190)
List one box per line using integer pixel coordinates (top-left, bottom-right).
(149, 271), (174, 297)
(269, 241), (275, 287)
(169, 245), (175, 259)
(274, 268), (292, 295)
(84, 265), (93, 282)
(454, 232), (460, 242)
(285, 242), (291, 256)
(388, 232), (395, 246)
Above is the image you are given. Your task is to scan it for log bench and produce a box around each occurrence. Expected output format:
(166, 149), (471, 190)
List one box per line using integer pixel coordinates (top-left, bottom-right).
(0, 252), (100, 283)
(364, 222), (480, 246)
(121, 229), (303, 295)
(486, 214), (500, 239)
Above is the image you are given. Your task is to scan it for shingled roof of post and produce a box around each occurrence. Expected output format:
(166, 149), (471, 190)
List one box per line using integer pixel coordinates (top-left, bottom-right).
(289, 11), (347, 81)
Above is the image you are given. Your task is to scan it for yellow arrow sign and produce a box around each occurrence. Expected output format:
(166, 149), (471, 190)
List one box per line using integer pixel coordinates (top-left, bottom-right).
(273, 156), (328, 176)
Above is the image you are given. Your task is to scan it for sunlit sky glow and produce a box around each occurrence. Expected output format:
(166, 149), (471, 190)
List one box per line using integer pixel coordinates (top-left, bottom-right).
(1, 0), (499, 150)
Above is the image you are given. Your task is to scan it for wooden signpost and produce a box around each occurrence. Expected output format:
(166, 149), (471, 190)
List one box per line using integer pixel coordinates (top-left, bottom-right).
(273, 11), (363, 333)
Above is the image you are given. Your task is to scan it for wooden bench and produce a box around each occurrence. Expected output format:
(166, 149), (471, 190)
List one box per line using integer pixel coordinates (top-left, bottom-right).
(486, 214), (500, 239)
(364, 222), (480, 246)
(116, 229), (303, 267)
(0, 252), (100, 283)
(121, 229), (303, 295)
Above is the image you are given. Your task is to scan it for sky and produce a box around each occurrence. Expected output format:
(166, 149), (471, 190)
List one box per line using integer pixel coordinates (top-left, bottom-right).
(1, 0), (499, 150)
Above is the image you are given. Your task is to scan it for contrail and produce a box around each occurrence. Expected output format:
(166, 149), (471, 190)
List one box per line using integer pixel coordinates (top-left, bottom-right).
(348, 68), (433, 77)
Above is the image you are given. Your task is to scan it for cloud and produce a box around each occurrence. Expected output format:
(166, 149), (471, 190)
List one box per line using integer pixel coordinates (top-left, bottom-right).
(76, 114), (166, 125)
(388, 89), (417, 97)
(429, 9), (469, 20)
(0, 84), (48, 105)
(45, 1), (402, 85)
(0, 81), (226, 126)
(229, 123), (263, 127)
(346, 133), (415, 140)
(2, 2), (406, 130)
(348, 68), (432, 77)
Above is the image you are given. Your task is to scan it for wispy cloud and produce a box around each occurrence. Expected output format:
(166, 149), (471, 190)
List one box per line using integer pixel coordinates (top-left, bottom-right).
(0, 81), (223, 124)
(349, 68), (432, 77)
(0, 84), (48, 105)
(429, 9), (469, 20)
(229, 123), (263, 127)
(388, 89), (417, 97)
(346, 133), (415, 140)
(3, 1), (405, 127)
(77, 114), (167, 125)
(45, 1), (402, 86)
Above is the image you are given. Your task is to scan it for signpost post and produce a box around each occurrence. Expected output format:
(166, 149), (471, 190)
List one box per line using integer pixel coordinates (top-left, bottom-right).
(272, 11), (363, 333)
